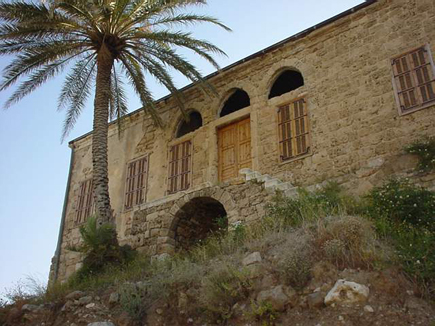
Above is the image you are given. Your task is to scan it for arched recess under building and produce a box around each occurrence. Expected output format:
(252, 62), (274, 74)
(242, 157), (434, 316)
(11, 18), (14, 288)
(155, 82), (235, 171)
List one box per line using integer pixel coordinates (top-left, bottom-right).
(220, 88), (250, 117)
(268, 69), (304, 99)
(176, 111), (203, 138)
(172, 197), (227, 250)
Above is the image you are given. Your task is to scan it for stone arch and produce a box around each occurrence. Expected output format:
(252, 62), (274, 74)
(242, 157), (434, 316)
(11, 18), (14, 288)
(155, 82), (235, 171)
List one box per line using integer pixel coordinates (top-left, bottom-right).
(171, 197), (227, 250)
(218, 88), (251, 117)
(174, 110), (203, 138)
(268, 68), (304, 99)
(165, 187), (237, 250)
(260, 60), (307, 101)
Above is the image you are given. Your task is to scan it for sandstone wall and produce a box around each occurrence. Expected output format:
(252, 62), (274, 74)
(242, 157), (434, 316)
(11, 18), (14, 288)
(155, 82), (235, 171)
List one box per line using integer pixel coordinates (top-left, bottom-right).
(54, 0), (435, 282)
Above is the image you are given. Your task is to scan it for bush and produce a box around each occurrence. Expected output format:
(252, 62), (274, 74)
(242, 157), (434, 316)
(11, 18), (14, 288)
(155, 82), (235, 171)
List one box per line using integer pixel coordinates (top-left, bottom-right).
(367, 180), (435, 297)
(248, 300), (278, 326)
(405, 137), (435, 172)
(70, 216), (136, 280)
(199, 263), (252, 322)
(276, 234), (314, 289)
(316, 215), (381, 269)
(268, 182), (358, 228)
(366, 179), (435, 231)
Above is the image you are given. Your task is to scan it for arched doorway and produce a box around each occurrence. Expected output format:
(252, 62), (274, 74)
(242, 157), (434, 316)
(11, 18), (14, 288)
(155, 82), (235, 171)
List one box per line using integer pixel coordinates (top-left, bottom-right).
(172, 197), (227, 250)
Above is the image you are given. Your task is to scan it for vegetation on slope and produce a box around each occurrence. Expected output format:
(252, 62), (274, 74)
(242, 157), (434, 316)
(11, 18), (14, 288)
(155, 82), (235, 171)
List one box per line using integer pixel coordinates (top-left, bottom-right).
(1, 179), (435, 325)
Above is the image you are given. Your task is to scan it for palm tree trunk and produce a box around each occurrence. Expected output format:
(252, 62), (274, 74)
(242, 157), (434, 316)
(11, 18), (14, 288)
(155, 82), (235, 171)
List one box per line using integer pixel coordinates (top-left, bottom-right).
(93, 43), (114, 226)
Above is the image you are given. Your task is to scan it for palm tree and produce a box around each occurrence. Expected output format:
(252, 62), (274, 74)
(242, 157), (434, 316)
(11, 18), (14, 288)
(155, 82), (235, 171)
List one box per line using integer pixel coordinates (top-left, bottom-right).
(0, 0), (230, 224)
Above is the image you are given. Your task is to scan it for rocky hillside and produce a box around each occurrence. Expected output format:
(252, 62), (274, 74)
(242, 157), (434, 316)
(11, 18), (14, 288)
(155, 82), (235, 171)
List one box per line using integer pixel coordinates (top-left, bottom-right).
(2, 180), (435, 326)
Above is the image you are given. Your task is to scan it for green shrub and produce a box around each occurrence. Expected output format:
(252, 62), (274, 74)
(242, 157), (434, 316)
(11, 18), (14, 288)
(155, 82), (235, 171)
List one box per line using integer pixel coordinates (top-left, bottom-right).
(366, 179), (435, 231)
(405, 137), (435, 172)
(316, 216), (381, 269)
(248, 300), (278, 326)
(119, 282), (149, 321)
(199, 264), (252, 322)
(268, 182), (358, 227)
(70, 216), (136, 280)
(276, 235), (314, 289)
(367, 180), (435, 297)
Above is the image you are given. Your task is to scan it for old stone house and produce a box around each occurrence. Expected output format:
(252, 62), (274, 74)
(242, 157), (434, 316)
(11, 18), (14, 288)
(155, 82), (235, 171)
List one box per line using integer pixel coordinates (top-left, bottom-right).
(51, 0), (435, 282)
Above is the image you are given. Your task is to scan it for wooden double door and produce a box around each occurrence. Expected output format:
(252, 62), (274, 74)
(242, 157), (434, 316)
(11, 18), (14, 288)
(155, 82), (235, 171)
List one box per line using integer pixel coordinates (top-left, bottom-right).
(218, 117), (252, 181)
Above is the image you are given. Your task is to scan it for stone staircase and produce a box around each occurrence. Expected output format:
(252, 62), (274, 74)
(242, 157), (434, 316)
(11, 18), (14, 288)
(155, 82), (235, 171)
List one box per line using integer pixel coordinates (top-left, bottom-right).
(239, 168), (298, 197)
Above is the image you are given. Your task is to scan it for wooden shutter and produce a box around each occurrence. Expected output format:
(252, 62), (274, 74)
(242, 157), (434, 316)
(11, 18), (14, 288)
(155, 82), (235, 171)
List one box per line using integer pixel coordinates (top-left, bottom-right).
(168, 140), (192, 194)
(218, 117), (252, 181)
(76, 179), (94, 224)
(392, 45), (435, 113)
(124, 156), (148, 210)
(278, 98), (310, 161)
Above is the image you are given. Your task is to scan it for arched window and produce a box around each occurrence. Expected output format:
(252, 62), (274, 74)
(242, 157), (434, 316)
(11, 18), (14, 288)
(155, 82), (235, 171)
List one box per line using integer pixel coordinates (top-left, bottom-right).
(176, 111), (203, 138)
(220, 89), (250, 117)
(268, 70), (304, 99)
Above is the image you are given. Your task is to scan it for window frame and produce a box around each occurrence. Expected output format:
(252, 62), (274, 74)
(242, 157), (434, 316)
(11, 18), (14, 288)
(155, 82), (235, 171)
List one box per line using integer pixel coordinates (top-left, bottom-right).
(167, 139), (193, 195)
(123, 155), (149, 211)
(391, 44), (435, 116)
(276, 96), (311, 163)
(75, 178), (94, 224)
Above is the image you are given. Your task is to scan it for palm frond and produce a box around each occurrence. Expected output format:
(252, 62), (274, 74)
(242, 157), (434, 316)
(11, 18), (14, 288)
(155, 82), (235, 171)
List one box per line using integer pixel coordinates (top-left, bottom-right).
(130, 50), (188, 119)
(4, 56), (75, 108)
(119, 52), (163, 126)
(0, 43), (88, 91)
(60, 57), (97, 141)
(148, 13), (231, 31)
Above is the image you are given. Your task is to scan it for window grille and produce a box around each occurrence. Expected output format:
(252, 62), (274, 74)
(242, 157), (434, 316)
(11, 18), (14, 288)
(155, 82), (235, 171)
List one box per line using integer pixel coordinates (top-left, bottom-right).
(392, 44), (435, 114)
(278, 97), (310, 161)
(168, 140), (192, 194)
(124, 156), (148, 210)
(76, 179), (94, 223)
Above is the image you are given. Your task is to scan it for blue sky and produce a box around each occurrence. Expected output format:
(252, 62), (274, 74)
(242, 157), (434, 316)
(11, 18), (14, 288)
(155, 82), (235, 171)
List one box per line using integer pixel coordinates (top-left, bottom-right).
(0, 0), (364, 297)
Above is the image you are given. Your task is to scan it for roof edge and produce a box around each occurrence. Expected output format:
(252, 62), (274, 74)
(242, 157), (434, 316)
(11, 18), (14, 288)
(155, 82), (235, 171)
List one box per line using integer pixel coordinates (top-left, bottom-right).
(69, 0), (377, 145)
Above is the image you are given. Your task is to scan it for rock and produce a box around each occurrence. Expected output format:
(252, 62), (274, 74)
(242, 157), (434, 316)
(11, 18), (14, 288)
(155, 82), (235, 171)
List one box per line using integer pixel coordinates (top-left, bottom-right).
(257, 285), (289, 311)
(247, 263), (263, 278)
(66, 290), (86, 300)
(87, 322), (116, 326)
(61, 300), (74, 312)
(178, 292), (188, 309)
(86, 303), (96, 309)
(283, 286), (298, 307)
(364, 305), (374, 313)
(21, 304), (40, 312)
(78, 296), (93, 305)
(232, 303), (247, 318)
(324, 279), (369, 305)
(109, 292), (120, 304)
(261, 273), (276, 288)
(307, 292), (324, 309)
(243, 252), (262, 266)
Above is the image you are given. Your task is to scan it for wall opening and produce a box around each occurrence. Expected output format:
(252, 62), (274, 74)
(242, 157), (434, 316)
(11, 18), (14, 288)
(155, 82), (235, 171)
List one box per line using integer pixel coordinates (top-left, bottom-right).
(176, 111), (203, 138)
(220, 89), (250, 117)
(173, 197), (227, 250)
(268, 70), (304, 99)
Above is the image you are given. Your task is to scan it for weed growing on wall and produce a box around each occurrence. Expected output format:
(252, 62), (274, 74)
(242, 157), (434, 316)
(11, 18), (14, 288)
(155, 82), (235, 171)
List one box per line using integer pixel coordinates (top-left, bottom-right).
(366, 179), (435, 231)
(366, 179), (435, 297)
(405, 137), (435, 172)
(68, 216), (136, 281)
(267, 181), (359, 227)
